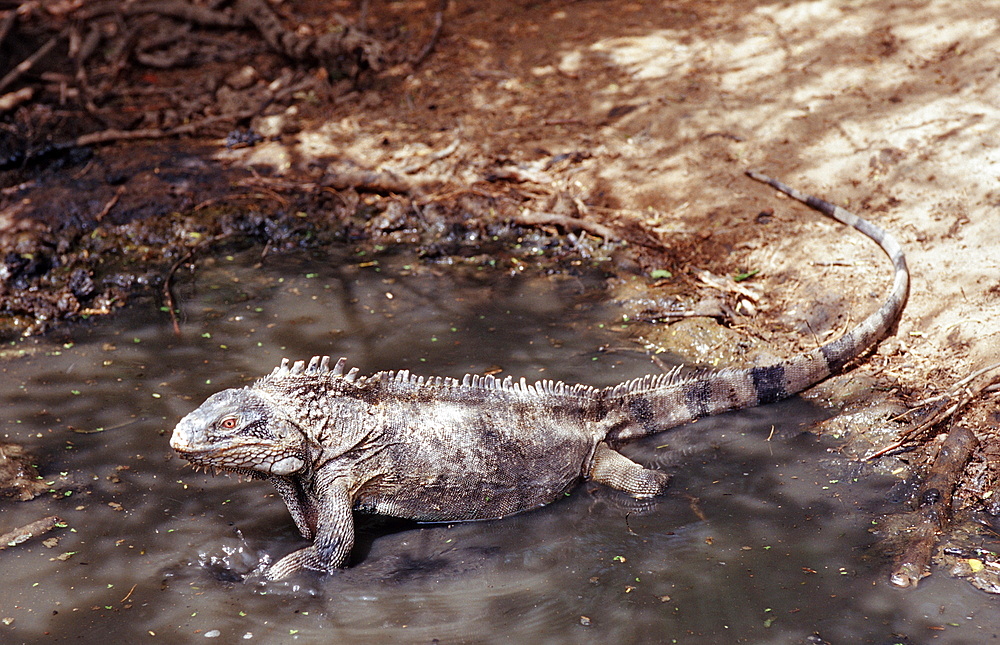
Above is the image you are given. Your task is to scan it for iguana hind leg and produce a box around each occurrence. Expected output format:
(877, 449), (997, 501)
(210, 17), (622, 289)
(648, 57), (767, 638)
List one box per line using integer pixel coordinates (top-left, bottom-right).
(588, 442), (671, 498)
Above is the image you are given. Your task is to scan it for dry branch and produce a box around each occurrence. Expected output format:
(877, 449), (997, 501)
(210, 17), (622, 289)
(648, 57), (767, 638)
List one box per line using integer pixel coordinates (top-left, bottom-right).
(889, 425), (979, 587)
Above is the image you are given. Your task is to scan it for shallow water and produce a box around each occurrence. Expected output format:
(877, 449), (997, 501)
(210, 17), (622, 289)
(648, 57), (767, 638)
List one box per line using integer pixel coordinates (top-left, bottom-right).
(1, 249), (997, 644)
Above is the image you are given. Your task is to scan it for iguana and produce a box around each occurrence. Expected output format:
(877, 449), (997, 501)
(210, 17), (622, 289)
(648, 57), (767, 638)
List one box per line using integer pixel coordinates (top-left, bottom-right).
(170, 172), (909, 579)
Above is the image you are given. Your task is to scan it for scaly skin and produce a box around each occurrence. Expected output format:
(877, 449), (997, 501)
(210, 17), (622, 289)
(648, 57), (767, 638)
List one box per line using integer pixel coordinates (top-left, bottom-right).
(170, 172), (909, 579)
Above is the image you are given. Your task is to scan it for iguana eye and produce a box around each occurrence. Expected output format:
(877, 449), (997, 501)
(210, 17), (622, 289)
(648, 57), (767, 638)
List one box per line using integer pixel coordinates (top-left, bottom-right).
(219, 416), (239, 430)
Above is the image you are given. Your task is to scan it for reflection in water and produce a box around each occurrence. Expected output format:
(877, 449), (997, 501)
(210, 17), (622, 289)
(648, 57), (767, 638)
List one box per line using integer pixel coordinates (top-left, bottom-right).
(0, 249), (995, 644)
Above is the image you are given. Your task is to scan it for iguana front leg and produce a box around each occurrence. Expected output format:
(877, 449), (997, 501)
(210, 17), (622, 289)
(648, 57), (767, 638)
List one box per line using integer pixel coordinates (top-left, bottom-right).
(264, 480), (354, 579)
(269, 475), (314, 540)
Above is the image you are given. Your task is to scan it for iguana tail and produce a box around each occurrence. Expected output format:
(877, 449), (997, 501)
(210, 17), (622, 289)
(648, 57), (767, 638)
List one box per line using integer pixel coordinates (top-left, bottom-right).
(601, 171), (910, 442)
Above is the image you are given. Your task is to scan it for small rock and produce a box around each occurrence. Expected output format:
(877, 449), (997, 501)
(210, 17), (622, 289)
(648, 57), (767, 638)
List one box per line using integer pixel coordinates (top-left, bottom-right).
(225, 66), (259, 91)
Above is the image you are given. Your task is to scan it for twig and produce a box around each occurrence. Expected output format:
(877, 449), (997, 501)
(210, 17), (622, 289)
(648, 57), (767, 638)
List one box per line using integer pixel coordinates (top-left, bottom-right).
(399, 138), (460, 174)
(0, 516), (64, 550)
(913, 362), (1000, 406)
(73, 24), (103, 69)
(624, 512), (638, 536)
(0, 31), (62, 94)
(0, 86), (33, 112)
(163, 247), (197, 336)
(693, 268), (761, 303)
(94, 185), (126, 222)
(412, 0), (448, 66)
(74, 109), (258, 146)
(867, 363), (1000, 460)
(161, 233), (234, 335)
(70, 417), (146, 435)
(120, 583), (138, 603)
(514, 209), (618, 240)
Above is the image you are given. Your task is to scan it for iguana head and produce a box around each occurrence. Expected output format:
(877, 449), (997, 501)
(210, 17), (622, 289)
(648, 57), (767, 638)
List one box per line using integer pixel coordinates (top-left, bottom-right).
(171, 388), (308, 477)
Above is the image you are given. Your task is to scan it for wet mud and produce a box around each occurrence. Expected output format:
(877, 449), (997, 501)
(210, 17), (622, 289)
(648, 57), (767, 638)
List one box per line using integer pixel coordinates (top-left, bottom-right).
(1, 249), (996, 644)
(4, 0), (1000, 627)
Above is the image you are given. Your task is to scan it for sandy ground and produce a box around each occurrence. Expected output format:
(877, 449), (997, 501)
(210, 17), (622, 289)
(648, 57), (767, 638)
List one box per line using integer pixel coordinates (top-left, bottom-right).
(227, 0), (1000, 385)
(6, 1), (997, 386)
(3, 0), (999, 588)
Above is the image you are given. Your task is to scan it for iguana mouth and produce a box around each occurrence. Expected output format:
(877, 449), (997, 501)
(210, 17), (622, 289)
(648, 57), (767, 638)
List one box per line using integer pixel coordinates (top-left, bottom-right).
(175, 446), (303, 476)
(173, 448), (233, 474)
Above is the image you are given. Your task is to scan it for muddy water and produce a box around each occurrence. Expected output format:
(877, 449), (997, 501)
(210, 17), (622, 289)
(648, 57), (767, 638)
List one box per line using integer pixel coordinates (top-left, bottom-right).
(0, 249), (996, 644)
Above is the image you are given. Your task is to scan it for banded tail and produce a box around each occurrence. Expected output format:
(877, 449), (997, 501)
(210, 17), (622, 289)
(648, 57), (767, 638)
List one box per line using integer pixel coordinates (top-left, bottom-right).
(603, 171), (910, 442)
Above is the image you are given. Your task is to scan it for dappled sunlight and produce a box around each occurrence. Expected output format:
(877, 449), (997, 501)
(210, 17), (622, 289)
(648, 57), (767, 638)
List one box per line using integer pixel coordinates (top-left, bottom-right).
(563, 0), (1000, 376)
(3, 0), (1000, 638)
(590, 30), (701, 80)
(205, 0), (1000, 376)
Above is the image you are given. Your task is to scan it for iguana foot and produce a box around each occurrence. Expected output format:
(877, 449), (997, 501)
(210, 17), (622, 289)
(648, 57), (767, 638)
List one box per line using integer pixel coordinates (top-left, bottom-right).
(262, 545), (330, 580)
(588, 442), (671, 498)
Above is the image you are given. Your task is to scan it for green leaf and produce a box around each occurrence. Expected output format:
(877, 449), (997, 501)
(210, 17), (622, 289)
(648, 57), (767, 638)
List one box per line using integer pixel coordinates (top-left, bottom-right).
(649, 269), (672, 279)
(733, 269), (760, 282)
